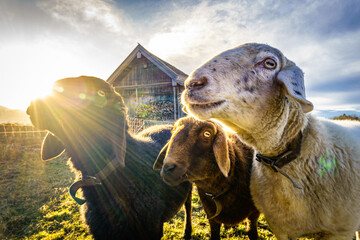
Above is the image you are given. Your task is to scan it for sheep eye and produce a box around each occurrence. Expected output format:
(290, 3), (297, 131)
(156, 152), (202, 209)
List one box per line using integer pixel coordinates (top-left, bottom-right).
(263, 58), (277, 69)
(203, 131), (211, 137)
(97, 90), (106, 97)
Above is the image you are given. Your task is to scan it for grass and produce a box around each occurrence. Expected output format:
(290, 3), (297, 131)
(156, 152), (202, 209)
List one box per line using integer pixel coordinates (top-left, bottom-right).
(0, 136), (90, 240)
(162, 189), (277, 240)
(0, 135), (319, 240)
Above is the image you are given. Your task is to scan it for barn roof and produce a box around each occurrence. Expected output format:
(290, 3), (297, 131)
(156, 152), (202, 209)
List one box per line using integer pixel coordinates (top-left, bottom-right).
(107, 44), (188, 86)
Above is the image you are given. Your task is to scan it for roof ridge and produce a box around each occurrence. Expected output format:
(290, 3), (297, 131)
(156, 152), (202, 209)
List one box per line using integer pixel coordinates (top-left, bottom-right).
(107, 44), (188, 86)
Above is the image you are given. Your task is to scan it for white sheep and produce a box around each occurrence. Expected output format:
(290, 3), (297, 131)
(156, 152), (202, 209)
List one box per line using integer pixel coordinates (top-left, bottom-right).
(181, 43), (360, 240)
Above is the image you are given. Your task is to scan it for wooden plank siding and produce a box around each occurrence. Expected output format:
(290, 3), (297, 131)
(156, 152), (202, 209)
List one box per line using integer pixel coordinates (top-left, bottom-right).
(108, 44), (187, 121)
(113, 57), (172, 87)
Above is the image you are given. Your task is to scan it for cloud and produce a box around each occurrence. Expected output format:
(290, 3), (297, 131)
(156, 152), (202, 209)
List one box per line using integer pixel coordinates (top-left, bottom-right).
(297, 0), (360, 37)
(311, 74), (360, 92)
(144, 0), (360, 76)
(309, 92), (360, 110)
(141, 0), (360, 113)
(0, 0), (359, 113)
(146, 0), (280, 72)
(0, 0), (139, 109)
(37, 0), (134, 37)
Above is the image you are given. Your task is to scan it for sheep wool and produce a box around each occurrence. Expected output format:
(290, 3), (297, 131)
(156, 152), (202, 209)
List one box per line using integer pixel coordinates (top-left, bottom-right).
(181, 43), (360, 240)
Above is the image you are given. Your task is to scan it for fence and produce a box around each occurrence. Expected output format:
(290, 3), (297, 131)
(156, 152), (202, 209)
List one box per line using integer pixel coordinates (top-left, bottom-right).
(127, 117), (174, 134)
(0, 124), (46, 138)
(127, 117), (146, 134)
(0, 118), (173, 138)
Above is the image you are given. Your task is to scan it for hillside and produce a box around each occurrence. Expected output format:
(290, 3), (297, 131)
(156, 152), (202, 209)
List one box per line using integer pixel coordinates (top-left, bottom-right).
(0, 105), (31, 124)
(314, 110), (360, 119)
(332, 113), (360, 121)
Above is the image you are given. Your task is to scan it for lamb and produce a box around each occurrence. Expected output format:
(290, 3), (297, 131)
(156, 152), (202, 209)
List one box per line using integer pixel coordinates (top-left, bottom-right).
(153, 116), (259, 240)
(181, 43), (360, 239)
(26, 76), (192, 240)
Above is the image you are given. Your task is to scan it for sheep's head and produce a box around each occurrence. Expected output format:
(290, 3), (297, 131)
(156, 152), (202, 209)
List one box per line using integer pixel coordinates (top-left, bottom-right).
(26, 76), (128, 172)
(153, 117), (230, 186)
(182, 43), (313, 132)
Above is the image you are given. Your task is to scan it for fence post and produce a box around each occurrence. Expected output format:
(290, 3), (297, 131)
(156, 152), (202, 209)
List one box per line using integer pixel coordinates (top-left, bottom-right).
(11, 124), (15, 137)
(2, 124), (6, 137)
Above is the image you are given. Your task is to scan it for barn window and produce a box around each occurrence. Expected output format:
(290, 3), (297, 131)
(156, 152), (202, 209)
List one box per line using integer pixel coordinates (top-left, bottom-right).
(137, 52), (142, 58)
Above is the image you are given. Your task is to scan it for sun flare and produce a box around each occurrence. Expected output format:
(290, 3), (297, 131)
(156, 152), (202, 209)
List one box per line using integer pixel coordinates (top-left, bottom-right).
(0, 39), (98, 111)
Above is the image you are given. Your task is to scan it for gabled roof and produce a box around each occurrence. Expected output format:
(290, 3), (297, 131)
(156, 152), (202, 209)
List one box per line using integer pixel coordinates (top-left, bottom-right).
(107, 44), (188, 86)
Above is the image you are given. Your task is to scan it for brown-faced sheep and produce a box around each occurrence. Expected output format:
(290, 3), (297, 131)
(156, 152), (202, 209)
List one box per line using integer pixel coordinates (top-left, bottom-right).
(181, 43), (360, 240)
(26, 76), (192, 240)
(154, 116), (259, 240)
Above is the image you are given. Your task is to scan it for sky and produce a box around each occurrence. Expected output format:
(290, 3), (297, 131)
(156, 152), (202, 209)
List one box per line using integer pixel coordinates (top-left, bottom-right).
(0, 0), (359, 118)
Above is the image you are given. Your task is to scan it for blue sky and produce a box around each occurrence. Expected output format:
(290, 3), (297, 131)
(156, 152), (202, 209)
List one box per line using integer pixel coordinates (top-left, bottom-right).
(0, 0), (359, 118)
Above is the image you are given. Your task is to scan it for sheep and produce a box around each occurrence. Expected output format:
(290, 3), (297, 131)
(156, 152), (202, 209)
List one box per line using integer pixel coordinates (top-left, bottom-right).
(26, 76), (192, 240)
(181, 43), (360, 240)
(153, 116), (260, 240)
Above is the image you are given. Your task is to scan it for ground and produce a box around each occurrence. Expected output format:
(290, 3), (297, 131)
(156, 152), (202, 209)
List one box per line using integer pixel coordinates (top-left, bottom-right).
(0, 134), (317, 240)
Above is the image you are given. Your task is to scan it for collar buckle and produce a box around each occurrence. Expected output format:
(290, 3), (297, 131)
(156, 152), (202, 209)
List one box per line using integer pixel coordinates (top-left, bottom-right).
(69, 176), (102, 205)
(256, 153), (302, 190)
(204, 185), (232, 219)
(256, 154), (279, 172)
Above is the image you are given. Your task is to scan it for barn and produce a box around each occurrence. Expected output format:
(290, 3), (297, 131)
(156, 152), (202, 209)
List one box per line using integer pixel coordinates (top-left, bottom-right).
(107, 44), (188, 121)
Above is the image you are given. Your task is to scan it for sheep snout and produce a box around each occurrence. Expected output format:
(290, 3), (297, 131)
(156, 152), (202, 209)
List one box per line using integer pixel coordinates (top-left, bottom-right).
(162, 163), (177, 174)
(160, 162), (188, 186)
(186, 76), (208, 90)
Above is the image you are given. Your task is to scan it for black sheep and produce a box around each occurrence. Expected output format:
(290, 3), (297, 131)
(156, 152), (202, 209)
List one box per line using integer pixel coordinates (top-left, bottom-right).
(27, 76), (192, 240)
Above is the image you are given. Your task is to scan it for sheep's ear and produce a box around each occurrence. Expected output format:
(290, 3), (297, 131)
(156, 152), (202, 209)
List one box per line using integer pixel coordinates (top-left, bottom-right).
(153, 142), (169, 170)
(277, 60), (313, 113)
(213, 131), (231, 177)
(41, 132), (65, 161)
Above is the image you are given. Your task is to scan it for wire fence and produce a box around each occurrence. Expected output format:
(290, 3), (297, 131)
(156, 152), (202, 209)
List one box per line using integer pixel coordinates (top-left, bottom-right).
(128, 117), (146, 134)
(0, 124), (46, 138)
(0, 118), (173, 138)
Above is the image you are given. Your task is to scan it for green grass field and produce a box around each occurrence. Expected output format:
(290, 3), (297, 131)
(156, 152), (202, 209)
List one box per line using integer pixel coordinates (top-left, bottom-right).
(0, 135), (317, 240)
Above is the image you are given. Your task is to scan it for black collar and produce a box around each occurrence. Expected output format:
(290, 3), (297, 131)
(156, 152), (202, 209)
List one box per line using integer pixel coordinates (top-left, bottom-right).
(256, 131), (303, 189)
(205, 184), (232, 200)
(69, 157), (122, 205)
(204, 186), (231, 220)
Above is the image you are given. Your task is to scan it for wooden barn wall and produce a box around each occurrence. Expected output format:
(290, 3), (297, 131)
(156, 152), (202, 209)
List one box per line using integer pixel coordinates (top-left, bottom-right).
(112, 54), (186, 120)
(113, 56), (172, 87)
(177, 86), (186, 119)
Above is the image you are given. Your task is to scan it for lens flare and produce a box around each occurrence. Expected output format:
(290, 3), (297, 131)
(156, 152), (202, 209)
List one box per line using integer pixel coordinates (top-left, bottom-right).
(317, 154), (337, 177)
(53, 86), (64, 93)
(79, 93), (87, 100)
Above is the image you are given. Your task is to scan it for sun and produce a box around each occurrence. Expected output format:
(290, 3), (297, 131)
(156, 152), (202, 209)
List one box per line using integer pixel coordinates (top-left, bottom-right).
(0, 39), (91, 111)
(27, 78), (56, 101)
(2, 78), (55, 111)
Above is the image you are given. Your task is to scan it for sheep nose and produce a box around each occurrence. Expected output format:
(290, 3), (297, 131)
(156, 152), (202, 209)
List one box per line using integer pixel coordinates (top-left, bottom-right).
(186, 76), (208, 90)
(162, 164), (177, 175)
